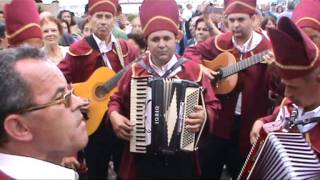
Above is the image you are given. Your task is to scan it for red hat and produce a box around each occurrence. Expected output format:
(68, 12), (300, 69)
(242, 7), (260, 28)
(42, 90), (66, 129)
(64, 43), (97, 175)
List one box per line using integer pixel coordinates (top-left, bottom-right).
(4, 0), (42, 46)
(224, 0), (257, 15)
(88, 0), (118, 16)
(268, 17), (320, 80)
(292, 0), (320, 31)
(140, 0), (180, 38)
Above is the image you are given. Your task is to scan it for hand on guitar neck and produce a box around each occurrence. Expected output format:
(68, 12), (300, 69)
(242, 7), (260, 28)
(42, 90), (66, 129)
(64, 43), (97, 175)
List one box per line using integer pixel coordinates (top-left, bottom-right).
(202, 50), (272, 94)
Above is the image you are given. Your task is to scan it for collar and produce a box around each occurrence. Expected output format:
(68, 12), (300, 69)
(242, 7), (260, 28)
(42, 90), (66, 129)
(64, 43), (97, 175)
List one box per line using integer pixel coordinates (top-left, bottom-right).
(148, 54), (181, 77)
(232, 31), (262, 53)
(296, 105), (320, 133)
(92, 33), (117, 53)
(0, 153), (78, 179)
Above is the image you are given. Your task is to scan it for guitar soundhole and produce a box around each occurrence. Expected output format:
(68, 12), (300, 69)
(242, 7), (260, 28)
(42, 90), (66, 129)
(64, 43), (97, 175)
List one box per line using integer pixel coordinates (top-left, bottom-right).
(95, 86), (106, 99)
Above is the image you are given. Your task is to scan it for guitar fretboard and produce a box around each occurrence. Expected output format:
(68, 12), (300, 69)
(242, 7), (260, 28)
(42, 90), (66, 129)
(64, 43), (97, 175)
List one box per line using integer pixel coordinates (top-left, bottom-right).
(221, 50), (269, 79)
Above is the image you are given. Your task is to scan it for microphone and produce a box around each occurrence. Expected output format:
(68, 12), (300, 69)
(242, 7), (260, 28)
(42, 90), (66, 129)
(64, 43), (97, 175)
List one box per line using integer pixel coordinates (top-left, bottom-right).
(283, 107), (298, 130)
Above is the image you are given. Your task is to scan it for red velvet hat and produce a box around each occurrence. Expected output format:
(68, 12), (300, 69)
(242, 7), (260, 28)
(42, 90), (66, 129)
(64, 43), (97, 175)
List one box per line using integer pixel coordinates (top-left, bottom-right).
(292, 0), (320, 31)
(4, 0), (42, 46)
(140, 0), (180, 38)
(268, 17), (320, 80)
(88, 0), (118, 16)
(224, 0), (257, 15)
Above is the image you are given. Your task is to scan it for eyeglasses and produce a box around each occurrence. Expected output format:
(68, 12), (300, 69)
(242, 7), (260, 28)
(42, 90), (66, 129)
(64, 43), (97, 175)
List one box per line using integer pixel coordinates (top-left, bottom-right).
(19, 89), (73, 114)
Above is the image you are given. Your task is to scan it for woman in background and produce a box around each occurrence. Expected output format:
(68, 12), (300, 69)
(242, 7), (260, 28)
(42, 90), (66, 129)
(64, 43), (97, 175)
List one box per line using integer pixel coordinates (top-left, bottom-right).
(40, 16), (68, 64)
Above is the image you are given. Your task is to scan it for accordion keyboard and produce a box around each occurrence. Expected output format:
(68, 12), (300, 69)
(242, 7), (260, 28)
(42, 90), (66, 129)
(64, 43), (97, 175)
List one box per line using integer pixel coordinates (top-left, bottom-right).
(130, 77), (149, 153)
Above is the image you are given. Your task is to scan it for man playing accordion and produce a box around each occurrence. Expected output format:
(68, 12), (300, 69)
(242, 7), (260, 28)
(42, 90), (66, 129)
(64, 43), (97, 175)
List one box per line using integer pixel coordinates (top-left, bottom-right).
(108, 0), (220, 179)
(250, 0), (320, 157)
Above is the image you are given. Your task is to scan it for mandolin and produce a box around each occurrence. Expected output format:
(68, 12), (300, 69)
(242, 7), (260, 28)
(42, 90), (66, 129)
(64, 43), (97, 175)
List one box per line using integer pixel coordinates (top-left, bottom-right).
(202, 50), (270, 95)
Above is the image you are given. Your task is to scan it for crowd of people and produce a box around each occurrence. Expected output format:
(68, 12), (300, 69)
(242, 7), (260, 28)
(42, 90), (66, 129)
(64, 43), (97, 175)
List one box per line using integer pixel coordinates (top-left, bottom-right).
(0, 0), (320, 179)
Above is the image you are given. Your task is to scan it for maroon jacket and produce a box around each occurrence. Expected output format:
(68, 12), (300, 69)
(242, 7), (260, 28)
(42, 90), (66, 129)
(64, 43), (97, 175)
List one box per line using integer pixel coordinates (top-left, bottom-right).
(0, 171), (14, 180)
(184, 32), (274, 156)
(58, 34), (139, 83)
(108, 54), (221, 179)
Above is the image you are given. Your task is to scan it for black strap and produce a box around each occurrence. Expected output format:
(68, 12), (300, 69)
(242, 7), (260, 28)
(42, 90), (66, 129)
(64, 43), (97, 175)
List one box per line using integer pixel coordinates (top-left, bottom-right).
(294, 116), (320, 126)
(138, 58), (187, 78)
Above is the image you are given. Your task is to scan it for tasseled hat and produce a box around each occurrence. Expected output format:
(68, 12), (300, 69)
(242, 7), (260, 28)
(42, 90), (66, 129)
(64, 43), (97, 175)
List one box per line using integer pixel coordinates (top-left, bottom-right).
(88, 0), (118, 16)
(268, 17), (320, 80)
(4, 0), (42, 46)
(224, 0), (257, 15)
(292, 0), (320, 31)
(140, 0), (180, 38)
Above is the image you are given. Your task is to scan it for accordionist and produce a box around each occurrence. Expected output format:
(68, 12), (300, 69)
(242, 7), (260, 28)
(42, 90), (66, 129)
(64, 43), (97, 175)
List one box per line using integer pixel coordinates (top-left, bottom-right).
(246, 17), (320, 179)
(107, 0), (220, 179)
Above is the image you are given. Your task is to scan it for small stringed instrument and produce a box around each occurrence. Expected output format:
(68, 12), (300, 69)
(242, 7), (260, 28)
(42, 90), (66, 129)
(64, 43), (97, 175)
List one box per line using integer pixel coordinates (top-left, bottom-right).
(72, 65), (130, 136)
(202, 50), (270, 95)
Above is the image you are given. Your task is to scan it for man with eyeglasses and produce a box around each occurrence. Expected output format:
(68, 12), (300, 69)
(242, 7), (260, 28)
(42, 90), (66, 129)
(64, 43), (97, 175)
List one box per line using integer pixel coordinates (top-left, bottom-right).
(58, 0), (139, 178)
(0, 46), (89, 179)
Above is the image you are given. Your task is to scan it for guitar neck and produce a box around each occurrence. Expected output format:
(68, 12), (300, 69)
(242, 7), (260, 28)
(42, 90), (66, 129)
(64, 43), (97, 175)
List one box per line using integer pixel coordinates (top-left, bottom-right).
(100, 55), (145, 93)
(221, 50), (269, 79)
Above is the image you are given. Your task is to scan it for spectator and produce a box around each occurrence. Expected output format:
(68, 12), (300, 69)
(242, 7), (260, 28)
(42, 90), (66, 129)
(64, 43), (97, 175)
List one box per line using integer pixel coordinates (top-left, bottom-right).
(78, 18), (91, 38)
(127, 31), (146, 54)
(194, 17), (211, 44)
(261, 16), (276, 30)
(0, 23), (8, 50)
(57, 10), (81, 39)
(130, 16), (142, 33)
(274, 4), (284, 19)
(40, 16), (68, 64)
(60, 20), (76, 46)
(280, 1), (295, 19)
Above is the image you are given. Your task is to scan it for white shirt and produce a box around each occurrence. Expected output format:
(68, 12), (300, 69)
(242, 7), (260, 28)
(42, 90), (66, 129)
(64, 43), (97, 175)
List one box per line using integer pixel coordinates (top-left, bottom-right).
(233, 31), (263, 115)
(0, 153), (78, 180)
(148, 54), (182, 77)
(275, 103), (319, 133)
(93, 33), (118, 69)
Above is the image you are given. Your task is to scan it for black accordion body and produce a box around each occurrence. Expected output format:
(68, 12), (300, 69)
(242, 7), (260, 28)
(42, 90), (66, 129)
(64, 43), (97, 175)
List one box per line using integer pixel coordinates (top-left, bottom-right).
(130, 77), (205, 155)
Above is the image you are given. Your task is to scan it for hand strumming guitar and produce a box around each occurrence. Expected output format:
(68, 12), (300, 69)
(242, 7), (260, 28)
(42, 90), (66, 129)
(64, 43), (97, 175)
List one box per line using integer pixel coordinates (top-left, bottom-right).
(200, 64), (219, 80)
(262, 51), (276, 65)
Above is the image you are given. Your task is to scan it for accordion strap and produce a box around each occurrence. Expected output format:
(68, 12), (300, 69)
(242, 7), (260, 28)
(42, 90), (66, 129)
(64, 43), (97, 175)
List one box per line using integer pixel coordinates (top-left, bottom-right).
(138, 57), (187, 78)
(194, 89), (207, 150)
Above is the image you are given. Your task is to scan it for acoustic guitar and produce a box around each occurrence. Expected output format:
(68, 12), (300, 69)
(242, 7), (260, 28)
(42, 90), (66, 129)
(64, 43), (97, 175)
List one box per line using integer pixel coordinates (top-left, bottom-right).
(202, 50), (270, 95)
(72, 66), (129, 136)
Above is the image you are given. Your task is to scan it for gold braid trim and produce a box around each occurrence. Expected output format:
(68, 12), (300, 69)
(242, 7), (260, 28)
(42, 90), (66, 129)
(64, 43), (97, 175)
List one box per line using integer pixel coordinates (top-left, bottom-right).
(295, 17), (320, 27)
(89, 0), (116, 14)
(274, 43), (319, 70)
(68, 49), (93, 57)
(224, 1), (256, 15)
(142, 16), (178, 34)
(7, 23), (40, 39)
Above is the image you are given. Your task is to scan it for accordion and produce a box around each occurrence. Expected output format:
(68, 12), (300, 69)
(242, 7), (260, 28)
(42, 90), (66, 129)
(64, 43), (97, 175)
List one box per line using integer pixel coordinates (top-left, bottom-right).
(239, 132), (320, 179)
(130, 77), (206, 155)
